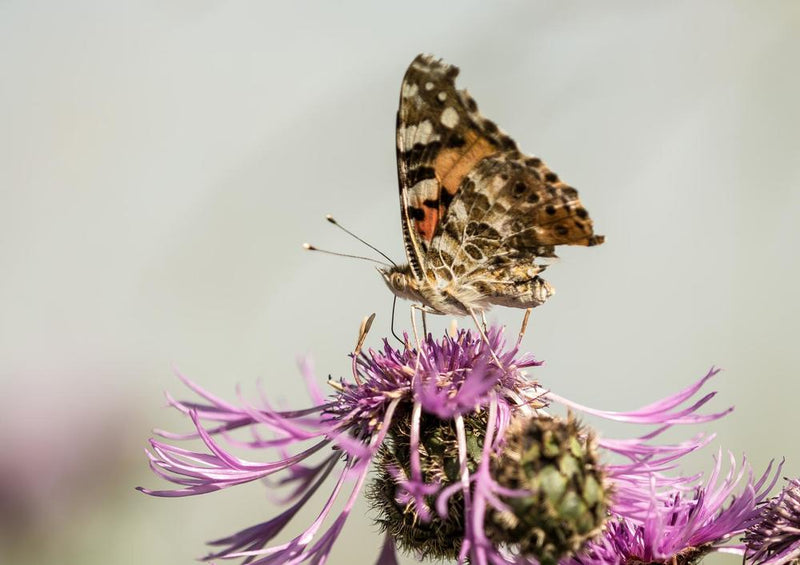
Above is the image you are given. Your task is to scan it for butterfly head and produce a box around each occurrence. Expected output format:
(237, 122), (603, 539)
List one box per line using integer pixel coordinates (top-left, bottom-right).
(379, 264), (424, 303)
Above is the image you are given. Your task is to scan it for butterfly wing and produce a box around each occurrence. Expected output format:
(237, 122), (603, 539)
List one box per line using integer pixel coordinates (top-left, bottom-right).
(396, 53), (603, 312)
(427, 151), (604, 308)
(396, 54), (517, 280)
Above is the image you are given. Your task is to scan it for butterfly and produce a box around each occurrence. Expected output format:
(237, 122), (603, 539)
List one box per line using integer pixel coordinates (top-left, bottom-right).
(380, 54), (603, 318)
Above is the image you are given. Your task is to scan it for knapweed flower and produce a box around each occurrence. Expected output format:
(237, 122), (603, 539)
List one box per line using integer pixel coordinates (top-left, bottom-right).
(744, 478), (800, 565)
(565, 453), (781, 565)
(140, 325), (749, 565)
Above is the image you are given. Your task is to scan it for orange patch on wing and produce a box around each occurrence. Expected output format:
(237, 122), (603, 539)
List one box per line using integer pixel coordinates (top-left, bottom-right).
(413, 132), (497, 244)
(415, 208), (439, 243)
(434, 131), (496, 198)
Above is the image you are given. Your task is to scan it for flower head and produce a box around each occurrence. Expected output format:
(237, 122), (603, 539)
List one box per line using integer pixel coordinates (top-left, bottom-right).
(566, 454), (781, 565)
(140, 325), (748, 565)
(745, 478), (800, 565)
(141, 327), (542, 564)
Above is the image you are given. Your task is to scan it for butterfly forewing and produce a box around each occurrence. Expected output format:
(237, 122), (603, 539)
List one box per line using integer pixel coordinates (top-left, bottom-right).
(396, 55), (519, 279)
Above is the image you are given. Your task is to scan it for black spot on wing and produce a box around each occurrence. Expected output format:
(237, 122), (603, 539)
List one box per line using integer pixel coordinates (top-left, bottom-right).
(562, 186), (578, 199)
(440, 189), (454, 208)
(406, 166), (436, 186)
(444, 220), (461, 241)
(447, 135), (466, 148)
(466, 221), (501, 241)
(402, 141), (443, 166)
(465, 96), (478, 112)
(499, 135), (517, 151)
(407, 206), (425, 221)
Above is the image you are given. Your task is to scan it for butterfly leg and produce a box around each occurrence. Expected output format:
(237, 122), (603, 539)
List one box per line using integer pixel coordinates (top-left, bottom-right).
(480, 311), (489, 333)
(409, 304), (423, 350)
(408, 304), (425, 383)
(410, 303), (442, 350)
(467, 308), (503, 367)
(516, 308), (532, 347)
(409, 304), (441, 383)
(410, 303), (436, 349)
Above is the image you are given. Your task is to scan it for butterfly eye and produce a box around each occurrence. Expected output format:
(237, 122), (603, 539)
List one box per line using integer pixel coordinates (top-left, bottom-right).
(391, 273), (407, 291)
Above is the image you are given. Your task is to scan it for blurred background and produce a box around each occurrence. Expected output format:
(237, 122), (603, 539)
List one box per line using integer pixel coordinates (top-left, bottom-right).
(1, 1), (798, 564)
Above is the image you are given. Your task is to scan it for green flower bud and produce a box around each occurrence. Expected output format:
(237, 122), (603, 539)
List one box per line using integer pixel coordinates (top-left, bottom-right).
(487, 414), (609, 565)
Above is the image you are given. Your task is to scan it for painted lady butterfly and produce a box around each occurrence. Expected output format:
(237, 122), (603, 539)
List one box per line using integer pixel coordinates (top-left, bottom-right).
(381, 54), (603, 317)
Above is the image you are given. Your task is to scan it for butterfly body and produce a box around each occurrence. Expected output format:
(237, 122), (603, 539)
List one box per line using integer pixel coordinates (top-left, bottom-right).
(384, 54), (603, 316)
(380, 261), (553, 317)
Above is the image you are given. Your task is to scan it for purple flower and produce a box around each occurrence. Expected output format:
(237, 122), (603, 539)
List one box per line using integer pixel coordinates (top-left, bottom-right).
(745, 478), (800, 565)
(139, 326), (748, 565)
(547, 369), (735, 524)
(565, 454), (781, 565)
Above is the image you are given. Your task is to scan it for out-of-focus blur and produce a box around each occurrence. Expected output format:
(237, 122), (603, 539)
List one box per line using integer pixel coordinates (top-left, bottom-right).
(1, 2), (798, 564)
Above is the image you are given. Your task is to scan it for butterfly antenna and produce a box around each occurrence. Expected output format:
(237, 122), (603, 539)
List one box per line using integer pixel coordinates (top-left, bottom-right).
(326, 215), (397, 267)
(303, 243), (391, 266)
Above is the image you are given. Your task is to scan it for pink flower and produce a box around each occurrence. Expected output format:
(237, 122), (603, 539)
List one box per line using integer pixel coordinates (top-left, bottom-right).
(745, 478), (800, 565)
(140, 327), (755, 564)
(565, 454), (781, 565)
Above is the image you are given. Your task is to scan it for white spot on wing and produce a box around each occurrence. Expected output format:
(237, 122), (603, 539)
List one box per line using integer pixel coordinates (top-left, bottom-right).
(450, 199), (468, 220)
(416, 119), (434, 141)
(437, 92), (447, 102)
(402, 81), (418, 98)
(425, 81), (434, 90)
(397, 119), (441, 150)
(440, 107), (459, 128)
(409, 178), (439, 201)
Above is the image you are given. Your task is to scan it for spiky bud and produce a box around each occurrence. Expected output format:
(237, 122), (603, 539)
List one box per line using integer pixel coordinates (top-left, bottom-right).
(487, 413), (609, 565)
(367, 403), (488, 560)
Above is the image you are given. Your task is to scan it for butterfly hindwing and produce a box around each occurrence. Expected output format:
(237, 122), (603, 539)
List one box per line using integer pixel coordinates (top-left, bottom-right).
(425, 151), (603, 305)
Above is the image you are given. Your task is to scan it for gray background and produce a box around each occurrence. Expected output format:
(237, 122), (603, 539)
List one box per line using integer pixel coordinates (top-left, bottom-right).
(1, 2), (798, 564)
